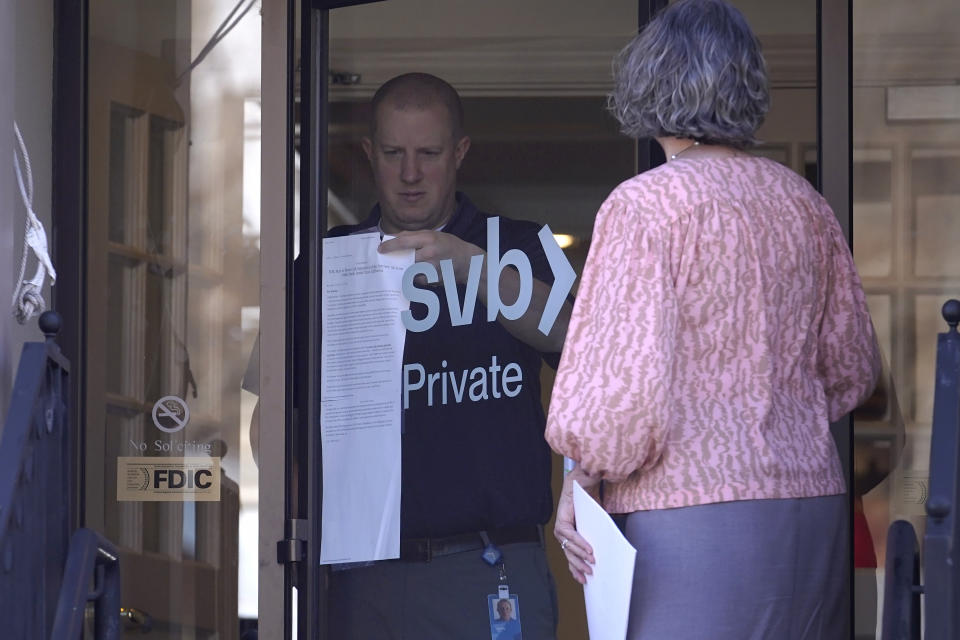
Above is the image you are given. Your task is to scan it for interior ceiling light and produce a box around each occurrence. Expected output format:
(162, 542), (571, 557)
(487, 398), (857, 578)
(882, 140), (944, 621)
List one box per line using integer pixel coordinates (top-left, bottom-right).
(553, 234), (576, 249)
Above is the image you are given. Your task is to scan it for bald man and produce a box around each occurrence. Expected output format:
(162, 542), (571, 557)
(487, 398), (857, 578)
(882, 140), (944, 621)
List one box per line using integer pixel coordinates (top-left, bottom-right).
(324, 73), (569, 639)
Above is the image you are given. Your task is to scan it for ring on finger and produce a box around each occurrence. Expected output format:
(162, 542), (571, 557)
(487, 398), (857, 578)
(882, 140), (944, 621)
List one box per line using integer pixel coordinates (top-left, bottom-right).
(560, 538), (568, 551)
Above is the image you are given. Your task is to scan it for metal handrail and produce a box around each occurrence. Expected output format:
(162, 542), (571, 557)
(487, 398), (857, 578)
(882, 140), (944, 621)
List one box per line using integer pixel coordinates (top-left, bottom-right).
(0, 311), (73, 639)
(923, 299), (960, 639)
(881, 520), (921, 640)
(881, 299), (960, 639)
(51, 528), (122, 639)
(0, 312), (122, 638)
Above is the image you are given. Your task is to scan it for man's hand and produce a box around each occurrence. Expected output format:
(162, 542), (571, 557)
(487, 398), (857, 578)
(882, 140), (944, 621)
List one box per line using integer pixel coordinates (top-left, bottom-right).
(379, 230), (484, 285)
(379, 229), (570, 353)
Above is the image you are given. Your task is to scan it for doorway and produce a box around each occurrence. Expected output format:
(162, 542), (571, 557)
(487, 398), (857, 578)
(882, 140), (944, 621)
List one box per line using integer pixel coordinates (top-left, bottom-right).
(65, 1), (850, 638)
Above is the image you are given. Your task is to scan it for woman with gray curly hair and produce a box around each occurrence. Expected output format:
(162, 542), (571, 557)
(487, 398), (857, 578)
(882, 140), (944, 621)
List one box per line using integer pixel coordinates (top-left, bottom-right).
(546, 0), (881, 637)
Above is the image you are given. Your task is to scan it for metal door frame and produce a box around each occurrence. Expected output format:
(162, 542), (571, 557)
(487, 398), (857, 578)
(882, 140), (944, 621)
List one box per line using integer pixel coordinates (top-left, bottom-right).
(278, 0), (855, 638)
(285, 2), (385, 639)
(259, 0), (297, 637)
(291, 1), (659, 637)
(48, 0), (856, 638)
(818, 1), (854, 635)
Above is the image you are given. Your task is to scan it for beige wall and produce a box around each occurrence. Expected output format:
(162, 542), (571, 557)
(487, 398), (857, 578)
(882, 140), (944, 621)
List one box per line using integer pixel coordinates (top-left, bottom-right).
(853, 0), (960, 36)
(331, 0), (816, 38)
(332, 0), (638, 39)
(329, 1), (817, 99)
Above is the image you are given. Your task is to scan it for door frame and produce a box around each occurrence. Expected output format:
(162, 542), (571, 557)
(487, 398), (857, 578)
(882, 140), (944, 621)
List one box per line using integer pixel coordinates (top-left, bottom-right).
(291, 2), (386, 638)
(817, 0), (854, 635)
(282, 0), (855, 638)
(51, 0), (88, 537)
(49, 1), (857, 638)
(259, 0), (296, 637)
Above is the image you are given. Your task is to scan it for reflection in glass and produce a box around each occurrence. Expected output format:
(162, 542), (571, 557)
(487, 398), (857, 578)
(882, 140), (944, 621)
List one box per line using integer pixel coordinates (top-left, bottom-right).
(912, 151), (960, 278)
(853, 3), (960, 636)
(853, 150), (894, 279)
(87, 0), (261, 637)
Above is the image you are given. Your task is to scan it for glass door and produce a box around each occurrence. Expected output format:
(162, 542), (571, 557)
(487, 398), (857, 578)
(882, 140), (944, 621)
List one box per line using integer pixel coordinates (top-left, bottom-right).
(852, 1), (960, 637)
(69, 1), (876, 635)
(299, 1), (827, 639)
(298, 2), (641, 637)
(84, 1), (267, 636)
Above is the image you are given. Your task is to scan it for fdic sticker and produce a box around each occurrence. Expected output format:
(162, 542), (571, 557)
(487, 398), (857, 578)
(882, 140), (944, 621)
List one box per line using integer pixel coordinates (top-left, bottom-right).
(117, 457), (220, 502)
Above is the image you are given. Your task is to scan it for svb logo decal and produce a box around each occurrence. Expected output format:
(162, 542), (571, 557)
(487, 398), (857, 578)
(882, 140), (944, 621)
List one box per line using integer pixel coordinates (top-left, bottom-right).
(401, 218), (576, 335)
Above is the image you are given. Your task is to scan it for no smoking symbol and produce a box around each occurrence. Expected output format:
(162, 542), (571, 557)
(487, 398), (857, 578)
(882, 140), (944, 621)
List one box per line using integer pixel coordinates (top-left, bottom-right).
(152, 396), (190, 433)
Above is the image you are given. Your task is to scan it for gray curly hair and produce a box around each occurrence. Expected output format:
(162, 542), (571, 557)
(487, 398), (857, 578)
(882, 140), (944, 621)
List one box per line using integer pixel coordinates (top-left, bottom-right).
(608, 0), (769, 148)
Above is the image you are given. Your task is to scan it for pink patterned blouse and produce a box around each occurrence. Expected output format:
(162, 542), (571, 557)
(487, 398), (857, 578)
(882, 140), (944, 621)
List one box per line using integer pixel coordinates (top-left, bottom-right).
(546, 156), (882, 513)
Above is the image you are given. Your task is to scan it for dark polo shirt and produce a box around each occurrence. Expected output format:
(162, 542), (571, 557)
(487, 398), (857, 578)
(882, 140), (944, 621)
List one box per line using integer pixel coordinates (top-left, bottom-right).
(325, 193), (558, 538)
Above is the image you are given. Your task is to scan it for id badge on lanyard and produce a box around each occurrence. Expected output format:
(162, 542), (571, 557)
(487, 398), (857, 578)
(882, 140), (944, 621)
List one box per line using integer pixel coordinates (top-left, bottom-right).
(481, 533), (523, 640)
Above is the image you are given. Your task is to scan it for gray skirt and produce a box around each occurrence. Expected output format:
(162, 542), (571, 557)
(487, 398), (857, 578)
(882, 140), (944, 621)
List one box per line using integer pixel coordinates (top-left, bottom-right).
(623, 494), (847, 640)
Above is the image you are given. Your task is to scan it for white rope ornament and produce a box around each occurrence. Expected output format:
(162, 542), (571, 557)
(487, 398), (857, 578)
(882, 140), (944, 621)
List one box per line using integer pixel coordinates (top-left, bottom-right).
(11, 122), (56, 324)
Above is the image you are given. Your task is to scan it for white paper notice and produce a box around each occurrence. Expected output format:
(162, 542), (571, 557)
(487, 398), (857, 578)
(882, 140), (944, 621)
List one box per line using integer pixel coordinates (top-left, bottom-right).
(320, 232), (413, 564)
(573, 480), (637, 640)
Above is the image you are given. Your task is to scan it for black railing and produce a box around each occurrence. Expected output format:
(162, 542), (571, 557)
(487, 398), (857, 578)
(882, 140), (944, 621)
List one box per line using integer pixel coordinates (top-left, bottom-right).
(51, 528), (121, 639)
(0, 311), (120, 638)
(0, 311), (73, 638)
(881, 299), (960, 639)
(923, 299), (960, 638)
(881, 520), (921, 640)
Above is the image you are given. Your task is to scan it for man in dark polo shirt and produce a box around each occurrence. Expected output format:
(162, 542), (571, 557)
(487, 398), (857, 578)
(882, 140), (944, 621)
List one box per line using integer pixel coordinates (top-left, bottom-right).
(325, 73), (570, 638)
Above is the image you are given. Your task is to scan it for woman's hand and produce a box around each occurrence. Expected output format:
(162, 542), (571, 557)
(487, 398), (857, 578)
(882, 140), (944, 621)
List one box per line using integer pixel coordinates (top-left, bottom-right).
(554, 466), (600, 584)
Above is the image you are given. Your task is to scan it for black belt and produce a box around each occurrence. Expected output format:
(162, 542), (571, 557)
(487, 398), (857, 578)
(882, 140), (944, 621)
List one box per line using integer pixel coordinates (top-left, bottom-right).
(398, 525), (543, 562)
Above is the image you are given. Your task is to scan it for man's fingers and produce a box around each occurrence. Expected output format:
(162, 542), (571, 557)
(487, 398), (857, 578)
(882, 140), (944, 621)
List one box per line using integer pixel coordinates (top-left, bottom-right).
(377, 237), (410, 254)
(379, 230), (435, 254)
